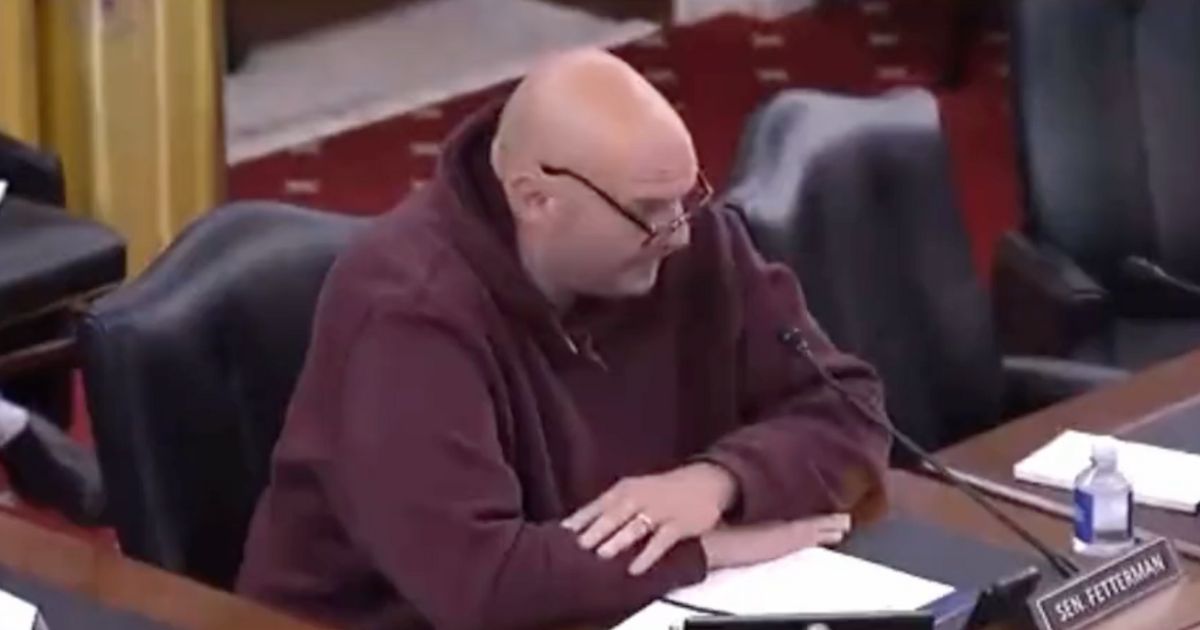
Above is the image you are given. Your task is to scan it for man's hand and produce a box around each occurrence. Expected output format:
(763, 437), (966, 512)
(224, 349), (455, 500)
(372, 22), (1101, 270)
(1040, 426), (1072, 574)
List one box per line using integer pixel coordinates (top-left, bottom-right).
(561, 463), (738, 575)
(701, 514), (852, 571)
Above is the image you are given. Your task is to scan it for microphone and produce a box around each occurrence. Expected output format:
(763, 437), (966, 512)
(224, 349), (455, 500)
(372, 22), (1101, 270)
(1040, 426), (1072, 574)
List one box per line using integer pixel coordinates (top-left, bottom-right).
(777, 327), (1079, 580)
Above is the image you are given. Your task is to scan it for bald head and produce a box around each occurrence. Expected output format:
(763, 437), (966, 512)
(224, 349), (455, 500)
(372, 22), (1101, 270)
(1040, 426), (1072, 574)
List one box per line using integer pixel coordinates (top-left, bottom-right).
(490, 49), (700, 307)
(492, 49), (696, 193)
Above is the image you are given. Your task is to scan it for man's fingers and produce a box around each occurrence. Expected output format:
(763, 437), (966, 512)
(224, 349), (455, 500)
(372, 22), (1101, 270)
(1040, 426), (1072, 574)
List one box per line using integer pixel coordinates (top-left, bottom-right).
(597, 516), (654, 560)
(628, 525), (681, 576)
(815, 528), (847, 546)
(577, 501), (639, 550)
(820, 513), (849, 528)
(811, 513), (851, 533)
(561, 498), (605, 533)
(794, 513), (851, 548)
(702, 514), (856, 571)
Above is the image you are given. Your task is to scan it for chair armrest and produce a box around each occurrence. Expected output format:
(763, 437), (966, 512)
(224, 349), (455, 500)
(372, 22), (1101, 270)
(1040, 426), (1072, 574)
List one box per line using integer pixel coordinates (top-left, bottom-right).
(1001, 355), (1128, 417)
(1116, 256), (1200, 319)
(2, 412), (107, 526)
(992, 231), (1113, 357)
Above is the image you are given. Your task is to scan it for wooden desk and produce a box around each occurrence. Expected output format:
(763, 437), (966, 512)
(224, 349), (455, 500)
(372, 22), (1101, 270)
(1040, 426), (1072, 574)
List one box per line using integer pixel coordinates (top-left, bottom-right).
(937, 349), (1200, 549)
(887, 471), (1200, 630)
(0, 511), (327, 629)
(0, 471), (1190, 630)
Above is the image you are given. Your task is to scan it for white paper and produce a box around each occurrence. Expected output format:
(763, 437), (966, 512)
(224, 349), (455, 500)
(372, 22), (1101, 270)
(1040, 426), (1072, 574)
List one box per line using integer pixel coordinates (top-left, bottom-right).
(0, 588), (39, 630)
(1013, 430), (1200, 513)
(614, 601), (694, 630)
(612, 547), (953, 629)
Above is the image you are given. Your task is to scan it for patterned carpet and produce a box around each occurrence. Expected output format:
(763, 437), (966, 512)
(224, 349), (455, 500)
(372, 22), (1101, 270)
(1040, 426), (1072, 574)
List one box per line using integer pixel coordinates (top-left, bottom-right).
(225, 0), (659, 163)
(227, 0), (1018, 275)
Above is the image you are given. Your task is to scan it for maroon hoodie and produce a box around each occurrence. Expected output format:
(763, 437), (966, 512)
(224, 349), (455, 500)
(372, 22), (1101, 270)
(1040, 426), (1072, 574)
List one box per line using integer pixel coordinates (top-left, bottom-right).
(236, 103), (891, 630)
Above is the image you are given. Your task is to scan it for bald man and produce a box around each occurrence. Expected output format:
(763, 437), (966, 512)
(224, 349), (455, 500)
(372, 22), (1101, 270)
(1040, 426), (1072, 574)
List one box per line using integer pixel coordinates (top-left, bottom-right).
(237, 50), (891, 630)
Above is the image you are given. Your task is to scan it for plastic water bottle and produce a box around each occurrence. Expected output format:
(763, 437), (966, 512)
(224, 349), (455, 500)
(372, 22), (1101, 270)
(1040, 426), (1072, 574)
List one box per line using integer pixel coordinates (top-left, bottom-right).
(1072, 437), (1135, 558)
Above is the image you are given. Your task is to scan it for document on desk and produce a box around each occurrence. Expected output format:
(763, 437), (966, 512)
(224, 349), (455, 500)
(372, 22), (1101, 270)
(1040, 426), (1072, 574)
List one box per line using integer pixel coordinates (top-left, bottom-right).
(1014, 430), (1200, 513)
(0, 586), (41, 629)
(612, 546), (953, 629)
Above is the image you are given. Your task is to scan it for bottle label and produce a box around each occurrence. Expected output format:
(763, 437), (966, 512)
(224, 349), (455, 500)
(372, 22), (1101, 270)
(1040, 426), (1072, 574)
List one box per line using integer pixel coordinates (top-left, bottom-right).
(1074, 488), (1132, 542)
(1074, 489), (1094, 542)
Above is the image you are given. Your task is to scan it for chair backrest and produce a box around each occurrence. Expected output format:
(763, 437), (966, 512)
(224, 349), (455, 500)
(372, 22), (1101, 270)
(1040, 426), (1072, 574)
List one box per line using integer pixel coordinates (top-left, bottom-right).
(0, 132), (65, 206)
(1011, 0), (1200, 284)
(80, 202), (364, 587)
(724, 88), (1004, 452)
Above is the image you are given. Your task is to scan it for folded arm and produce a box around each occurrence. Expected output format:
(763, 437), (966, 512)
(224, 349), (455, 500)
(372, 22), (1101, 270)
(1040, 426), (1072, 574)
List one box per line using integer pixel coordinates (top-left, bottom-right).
(329, 312), (705, 630)
(699, 211), (892, 523)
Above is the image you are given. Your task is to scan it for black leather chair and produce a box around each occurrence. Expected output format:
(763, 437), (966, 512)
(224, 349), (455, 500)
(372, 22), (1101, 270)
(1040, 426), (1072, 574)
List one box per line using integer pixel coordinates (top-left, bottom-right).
(1004, 0), (1200, 369)
(723, 88), (1126, 453)
(79, 202), (364, 588)
(0, 131), (66, 206)
(0, 132), (126, 425)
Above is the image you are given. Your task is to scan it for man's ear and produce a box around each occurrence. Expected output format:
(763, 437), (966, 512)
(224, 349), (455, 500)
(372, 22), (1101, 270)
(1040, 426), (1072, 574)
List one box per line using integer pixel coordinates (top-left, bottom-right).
(507, 173), (552, 224)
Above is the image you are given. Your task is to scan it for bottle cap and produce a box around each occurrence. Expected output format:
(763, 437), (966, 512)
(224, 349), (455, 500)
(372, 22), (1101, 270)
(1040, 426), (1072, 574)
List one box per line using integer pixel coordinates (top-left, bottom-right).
(1092, 436), (1120, 465)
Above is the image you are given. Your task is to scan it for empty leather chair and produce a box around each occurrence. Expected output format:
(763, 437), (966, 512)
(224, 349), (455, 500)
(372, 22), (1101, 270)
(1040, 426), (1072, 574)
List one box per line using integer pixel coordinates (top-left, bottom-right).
(1004, 0), (1200, 369)
(723, 88), (1124, 453)
(0, 132), (125, 425)
(79, 202), (364, 588)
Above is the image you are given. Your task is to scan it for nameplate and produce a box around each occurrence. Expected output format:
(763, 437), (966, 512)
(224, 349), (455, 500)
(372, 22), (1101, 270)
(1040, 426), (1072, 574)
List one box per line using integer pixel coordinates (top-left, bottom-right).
(1032, 538), (1183, 630)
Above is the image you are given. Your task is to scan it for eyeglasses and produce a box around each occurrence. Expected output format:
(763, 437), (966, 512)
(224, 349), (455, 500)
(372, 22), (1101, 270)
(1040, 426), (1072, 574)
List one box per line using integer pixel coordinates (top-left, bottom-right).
(541, 164), (713, 246)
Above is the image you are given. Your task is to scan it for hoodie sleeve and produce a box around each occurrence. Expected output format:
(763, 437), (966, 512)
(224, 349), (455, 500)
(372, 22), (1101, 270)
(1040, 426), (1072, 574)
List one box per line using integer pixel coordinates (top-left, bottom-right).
(328, 311), (705, 630)
(697, 210), (892, 524)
